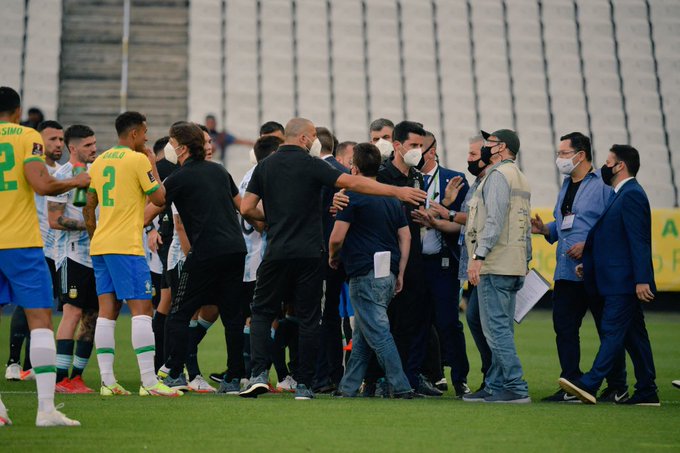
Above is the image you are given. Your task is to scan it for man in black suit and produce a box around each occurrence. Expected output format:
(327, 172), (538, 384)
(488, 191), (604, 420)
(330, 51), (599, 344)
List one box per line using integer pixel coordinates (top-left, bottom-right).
(314, 128), (351, 393)
(560, 145), (659, 406)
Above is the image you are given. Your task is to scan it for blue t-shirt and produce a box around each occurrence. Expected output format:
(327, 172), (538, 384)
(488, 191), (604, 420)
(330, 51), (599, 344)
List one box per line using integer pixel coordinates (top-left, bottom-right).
(336, 191), (408, 278)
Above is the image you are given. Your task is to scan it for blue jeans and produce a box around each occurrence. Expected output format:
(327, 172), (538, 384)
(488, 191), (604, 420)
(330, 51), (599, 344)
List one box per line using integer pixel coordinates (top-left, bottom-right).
(465, 286), (492, 381)
(339, 271), (412, 396)
(477, 274), (528, 396)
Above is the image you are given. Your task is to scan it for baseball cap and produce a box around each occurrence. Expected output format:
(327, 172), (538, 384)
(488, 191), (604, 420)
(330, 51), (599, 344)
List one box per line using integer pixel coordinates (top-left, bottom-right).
(481, 129), (520, 154)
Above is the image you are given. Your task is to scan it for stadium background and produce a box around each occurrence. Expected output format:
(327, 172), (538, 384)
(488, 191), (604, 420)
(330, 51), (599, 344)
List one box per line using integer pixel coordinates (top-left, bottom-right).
(2, 0), (679, 290)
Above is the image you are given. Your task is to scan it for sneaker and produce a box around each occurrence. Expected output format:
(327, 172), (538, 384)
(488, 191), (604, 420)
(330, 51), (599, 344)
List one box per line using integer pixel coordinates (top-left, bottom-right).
(483, 390), (532, 404)
(100, 382), (131, 396)
(453, 382), (471, 398)
(435, 377), (448, 392)
(5, 363), (21, 381)
(375, 378), (391, 398)
(615, 391), (660, 407)
(0, 406), (11, 426)
(276, 375), (297, 393)
(217, 378), (241, 395)
(162, 374), (190, 391)
(239, 371), (270, 398)
(209, 369), (227, 383)
(267, 383), (282, 393)
(156, 365), (169, 380)
(598, 387), (629, 403)
(673, 380), (680, 390)
(294, 383), (315, 400)
(188, 375), (216, 393)
(462, 388), (492, 403)
(361, 381), (376, 398)
(140, 380), (183, 397)
(416, 374), (443, 397)
(314, 383), (337, 394)
(55, 378), (72, 393)
(393, 390), (422, 399)
(36, 404), (80, 427)
(541, 389), (580, 403)
(558, 378), (596, 404)
(20, 369), (35, 381)
(69, 376), (94, 394)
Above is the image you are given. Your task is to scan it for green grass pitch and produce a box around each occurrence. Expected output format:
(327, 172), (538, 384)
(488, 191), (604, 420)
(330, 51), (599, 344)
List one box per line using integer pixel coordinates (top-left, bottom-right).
(1, 310), (679, 452)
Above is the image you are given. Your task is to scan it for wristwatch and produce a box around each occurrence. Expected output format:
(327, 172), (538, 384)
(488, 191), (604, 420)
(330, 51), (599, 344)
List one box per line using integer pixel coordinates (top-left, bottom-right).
(472, 253), (485, 261)
(144, 225), (155, 234)
(448, 210), (457, 222)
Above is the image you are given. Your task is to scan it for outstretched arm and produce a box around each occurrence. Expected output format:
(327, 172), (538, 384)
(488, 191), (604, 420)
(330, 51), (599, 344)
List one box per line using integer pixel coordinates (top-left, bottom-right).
(335, 173), (426, 206)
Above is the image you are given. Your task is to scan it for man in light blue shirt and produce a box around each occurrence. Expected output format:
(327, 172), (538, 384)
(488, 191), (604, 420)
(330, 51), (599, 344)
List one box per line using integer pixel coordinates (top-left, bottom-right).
(531, 132), (627, 403)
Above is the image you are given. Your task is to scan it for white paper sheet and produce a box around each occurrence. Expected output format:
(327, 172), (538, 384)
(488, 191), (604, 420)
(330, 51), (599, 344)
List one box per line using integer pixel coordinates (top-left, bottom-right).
(373, 251), (391, 278)
(514, 269), (550, 323)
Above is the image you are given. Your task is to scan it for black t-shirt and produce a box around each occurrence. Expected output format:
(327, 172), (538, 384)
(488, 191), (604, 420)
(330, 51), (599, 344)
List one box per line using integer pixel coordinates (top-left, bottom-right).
(561, 178), (583, 216)
(336, 191), (408, 278)
(164, 158), (246, 260)
(377, 159), (424, 260)
(246, 145), (343, 260)
(156, 158), (179, 240)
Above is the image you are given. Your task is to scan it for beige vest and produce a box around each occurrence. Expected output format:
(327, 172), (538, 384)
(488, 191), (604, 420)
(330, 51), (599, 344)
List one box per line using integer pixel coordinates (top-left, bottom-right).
(465, 160), (531, 276)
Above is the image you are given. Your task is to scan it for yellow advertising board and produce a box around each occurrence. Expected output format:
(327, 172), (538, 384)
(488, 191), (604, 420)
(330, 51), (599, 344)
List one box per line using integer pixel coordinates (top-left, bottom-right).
(529, 208), (680, 291)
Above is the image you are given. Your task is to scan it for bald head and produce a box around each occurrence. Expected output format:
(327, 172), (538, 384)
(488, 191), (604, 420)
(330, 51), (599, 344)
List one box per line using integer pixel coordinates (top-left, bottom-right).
(284, 117), (316, 149)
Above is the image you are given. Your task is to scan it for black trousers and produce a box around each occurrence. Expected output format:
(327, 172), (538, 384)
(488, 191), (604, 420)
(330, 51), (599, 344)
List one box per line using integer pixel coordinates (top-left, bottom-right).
(165, 252), (246, 380)
(552, 280), (627, 387)
(250, 258), (323, 388)
(314, 256), (346, 388)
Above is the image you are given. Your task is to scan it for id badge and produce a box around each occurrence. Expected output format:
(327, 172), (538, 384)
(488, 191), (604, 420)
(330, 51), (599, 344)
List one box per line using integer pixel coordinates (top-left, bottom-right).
(561, 214), (575, 230)
(441, 257), (450, 270)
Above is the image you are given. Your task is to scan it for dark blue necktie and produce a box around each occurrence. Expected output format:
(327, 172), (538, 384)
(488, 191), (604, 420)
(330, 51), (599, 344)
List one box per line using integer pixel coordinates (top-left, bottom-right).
(423, 174), (430, 190)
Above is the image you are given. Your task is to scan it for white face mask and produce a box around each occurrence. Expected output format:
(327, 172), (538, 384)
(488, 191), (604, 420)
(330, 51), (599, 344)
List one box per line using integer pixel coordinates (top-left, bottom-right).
(248, 148), (257, 165)
(374, 138), (393, 159)
(402, 147), (423, 168)
(556, 155), (580, 175)
(309, 138), (322, 157)
(164, 142), (178, 165)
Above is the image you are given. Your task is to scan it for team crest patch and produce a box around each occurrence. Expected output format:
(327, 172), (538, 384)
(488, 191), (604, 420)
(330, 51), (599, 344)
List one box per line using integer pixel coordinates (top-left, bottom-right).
(145, 280), (152, 294)
(32, 142), (44, 156)
(68, 287), (78, 299)
(147, 171), (156, 183)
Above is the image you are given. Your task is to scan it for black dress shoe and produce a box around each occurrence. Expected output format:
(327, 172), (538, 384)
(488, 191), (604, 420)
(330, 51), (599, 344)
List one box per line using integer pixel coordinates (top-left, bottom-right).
(616, 391), (660, 406)
(417, 374), (443, 397)
(453, 382), (471, 398)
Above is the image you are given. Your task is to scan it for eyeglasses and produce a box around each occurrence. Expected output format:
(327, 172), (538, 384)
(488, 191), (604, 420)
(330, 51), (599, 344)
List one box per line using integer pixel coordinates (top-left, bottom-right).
(555, 150), (578, 158)
(483, 140), (502, 148)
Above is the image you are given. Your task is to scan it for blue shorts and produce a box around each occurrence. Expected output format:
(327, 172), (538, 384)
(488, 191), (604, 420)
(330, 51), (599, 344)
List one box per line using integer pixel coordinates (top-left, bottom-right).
(92, 254), (152, 301)
(0, 248), (53, 309)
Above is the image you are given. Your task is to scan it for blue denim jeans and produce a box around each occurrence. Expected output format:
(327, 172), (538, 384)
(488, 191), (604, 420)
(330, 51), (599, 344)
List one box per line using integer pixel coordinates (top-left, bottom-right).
(477, 274), (529, 396)
(338, 271), (412, 396)
(465, 286), (492, 381)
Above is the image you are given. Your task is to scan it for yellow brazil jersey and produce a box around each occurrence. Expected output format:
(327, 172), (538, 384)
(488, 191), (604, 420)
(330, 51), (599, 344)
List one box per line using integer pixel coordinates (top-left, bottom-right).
(0, 122), (46, 250)
(88, 146), (160, 256)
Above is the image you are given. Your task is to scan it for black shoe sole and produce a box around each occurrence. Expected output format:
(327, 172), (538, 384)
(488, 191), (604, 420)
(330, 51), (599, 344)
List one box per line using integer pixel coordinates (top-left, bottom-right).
(239, 383), (269, 398)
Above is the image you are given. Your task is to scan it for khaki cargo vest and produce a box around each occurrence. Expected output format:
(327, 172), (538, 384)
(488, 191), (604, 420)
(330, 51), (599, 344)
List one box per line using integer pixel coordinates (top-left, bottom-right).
(465, 160), (531, 276)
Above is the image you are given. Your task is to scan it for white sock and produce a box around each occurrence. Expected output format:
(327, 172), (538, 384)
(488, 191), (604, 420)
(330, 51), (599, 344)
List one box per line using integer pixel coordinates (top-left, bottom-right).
(95, 318), (117, 386)
(132, 315), (157, 387)
(30, 328), (56, 413)
(197, 317), (213, 330)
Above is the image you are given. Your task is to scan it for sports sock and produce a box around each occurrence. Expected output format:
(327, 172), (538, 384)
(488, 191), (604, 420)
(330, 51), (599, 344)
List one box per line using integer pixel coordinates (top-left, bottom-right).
(132, 315), (157, 387)
(152, 311), (167, 372)
(71, 340), (94, 378)
(95, 318), (117, 386)
(186, 317), (214, 380)
(55, 339), (74, 382)
(8, 307), (29, 366)
(30, 328), (57, 412)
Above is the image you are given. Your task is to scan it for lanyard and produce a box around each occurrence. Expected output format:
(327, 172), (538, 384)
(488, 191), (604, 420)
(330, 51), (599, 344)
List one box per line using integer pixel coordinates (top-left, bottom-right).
(424, 166), (440, 199)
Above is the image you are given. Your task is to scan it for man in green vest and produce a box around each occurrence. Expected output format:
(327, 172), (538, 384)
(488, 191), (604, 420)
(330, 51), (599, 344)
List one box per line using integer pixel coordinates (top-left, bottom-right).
(462, 129), (532, 404)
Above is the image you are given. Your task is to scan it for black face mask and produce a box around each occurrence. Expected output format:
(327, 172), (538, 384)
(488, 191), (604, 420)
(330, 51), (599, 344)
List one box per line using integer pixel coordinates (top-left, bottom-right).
(600, 162), (619, 186)
(480, 145), (496, 165)
(467, 158), (484, 176)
